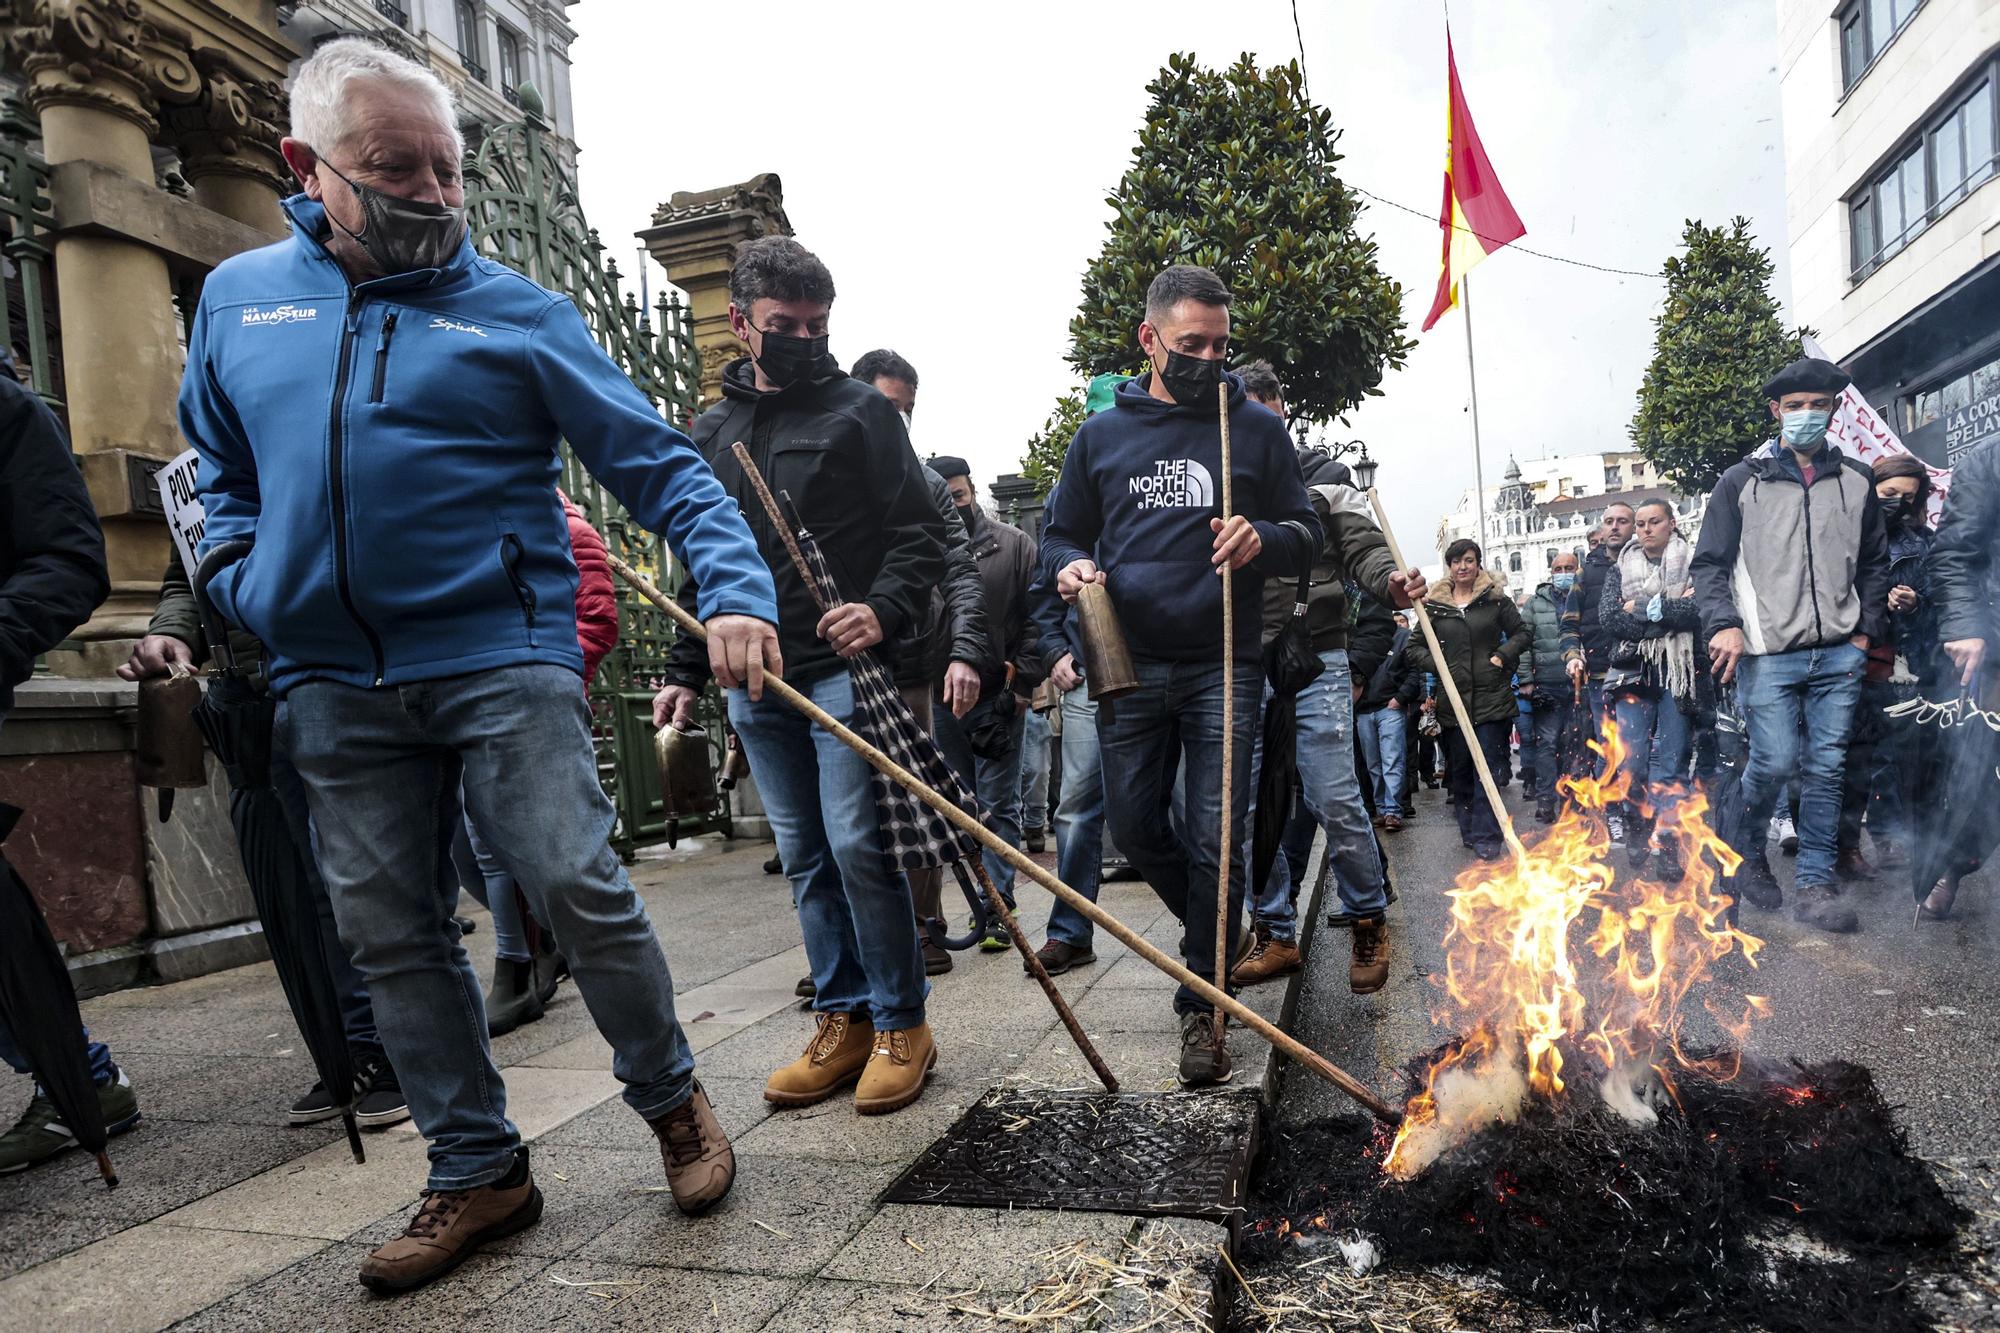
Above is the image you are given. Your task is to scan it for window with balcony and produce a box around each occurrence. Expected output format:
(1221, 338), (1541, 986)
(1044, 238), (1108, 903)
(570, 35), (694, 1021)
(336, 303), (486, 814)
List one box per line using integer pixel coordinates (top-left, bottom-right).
(1839, 0), (1922, 93)
(497, 23), (524, 102)
(455, 1), (486, 82)
(373, 0), (409, 28)
(1603, 465), (1622, 491)
(1849, 58), (2000, 278)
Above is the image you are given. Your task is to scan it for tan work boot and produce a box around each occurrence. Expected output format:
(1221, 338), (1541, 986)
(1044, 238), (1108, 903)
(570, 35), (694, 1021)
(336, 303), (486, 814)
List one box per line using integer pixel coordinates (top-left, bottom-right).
(1350, 915), (1391, 994)
(764, 1012), (874, 1108)
(649, 1080), (734, 1215)
(854, 1023), (937, 1115)
(358, 1152), (542, 1293)
(1231, 935), (1302, 987)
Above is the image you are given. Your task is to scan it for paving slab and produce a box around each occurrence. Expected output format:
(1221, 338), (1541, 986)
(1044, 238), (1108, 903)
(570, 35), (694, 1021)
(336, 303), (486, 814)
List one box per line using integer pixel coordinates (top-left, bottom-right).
(11, 1120), (326, 1227)
(821, 1203), (1137, 1287)
(487, 1259), (797, 1331)
(730, 1088), (979, 1166)
(0, 1221), (324, 1333)
(537, 1074), (774, 1151)
(171, 1240), (540, 1332)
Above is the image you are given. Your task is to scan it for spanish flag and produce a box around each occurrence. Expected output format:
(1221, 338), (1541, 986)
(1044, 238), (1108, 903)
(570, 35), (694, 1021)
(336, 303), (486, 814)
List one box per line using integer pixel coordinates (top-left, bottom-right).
(1420, 33), (1526, 332)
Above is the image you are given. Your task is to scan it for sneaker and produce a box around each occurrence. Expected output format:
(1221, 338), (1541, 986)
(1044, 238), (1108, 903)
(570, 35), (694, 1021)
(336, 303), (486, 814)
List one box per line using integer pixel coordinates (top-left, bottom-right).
(289, 1080), (341, 1126)
(854, 1023), (937, 1115)
(1771, 815), (1799, 855)
(0, 1069), (140, 1175)
(1350, 916), (1391, 994)
(1793, 882), (1859, 934)
(353, 1050), (412, 1130)
(764, 1012), (874, 1107)
(977, 915), (1012, 953)
(1177, 1012), (1233, 1087)
(649, 1080), (734, 1214)
(484, 956), (544, 1038)
(1230, 936), (1301, 987)
(1031, 939), (1096, 976)
(1607, 810), (1628, 846)
(359, 1149), (542, 1293)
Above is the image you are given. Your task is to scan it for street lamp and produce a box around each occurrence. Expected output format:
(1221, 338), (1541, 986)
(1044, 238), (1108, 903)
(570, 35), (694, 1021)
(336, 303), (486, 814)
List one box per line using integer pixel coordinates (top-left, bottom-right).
(1351, 445), (1378, 492)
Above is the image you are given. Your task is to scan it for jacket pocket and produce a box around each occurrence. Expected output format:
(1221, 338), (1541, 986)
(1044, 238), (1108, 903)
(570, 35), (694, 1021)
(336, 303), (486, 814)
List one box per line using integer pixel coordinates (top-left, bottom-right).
(368, 310), (400, 404)
(498, 528), (540, 647)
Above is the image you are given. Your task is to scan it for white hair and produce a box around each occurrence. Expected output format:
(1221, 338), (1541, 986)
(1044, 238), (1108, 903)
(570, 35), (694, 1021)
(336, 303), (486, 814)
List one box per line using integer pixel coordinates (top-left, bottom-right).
(288, 37), (463, 158)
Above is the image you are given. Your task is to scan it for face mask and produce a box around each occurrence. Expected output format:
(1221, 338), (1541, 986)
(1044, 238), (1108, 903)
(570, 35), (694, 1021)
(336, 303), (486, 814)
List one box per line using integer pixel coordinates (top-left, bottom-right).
(1154, 348), (1225, 409)
(1780, 408), (1831, 448)
(1552, 572), (1576, 594)
(752, 326), (828, 388)
(1879, 493), (1913, 527)
(953, 501), (975, 527)
(317, 155), (466, 275)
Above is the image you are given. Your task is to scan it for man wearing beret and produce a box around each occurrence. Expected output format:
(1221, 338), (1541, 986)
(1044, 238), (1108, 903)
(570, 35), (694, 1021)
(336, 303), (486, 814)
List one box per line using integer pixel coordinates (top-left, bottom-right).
(1692, 356), (1890, 933)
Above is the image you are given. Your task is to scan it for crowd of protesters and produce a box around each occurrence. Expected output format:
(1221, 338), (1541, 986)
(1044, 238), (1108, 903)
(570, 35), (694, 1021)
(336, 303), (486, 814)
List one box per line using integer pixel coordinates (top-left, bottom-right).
(1, 34), (1995, 1304)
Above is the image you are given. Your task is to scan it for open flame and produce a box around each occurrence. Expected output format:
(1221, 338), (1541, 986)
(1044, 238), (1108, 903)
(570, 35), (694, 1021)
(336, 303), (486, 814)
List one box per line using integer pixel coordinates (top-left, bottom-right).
(1385, 720), (1770, 1178)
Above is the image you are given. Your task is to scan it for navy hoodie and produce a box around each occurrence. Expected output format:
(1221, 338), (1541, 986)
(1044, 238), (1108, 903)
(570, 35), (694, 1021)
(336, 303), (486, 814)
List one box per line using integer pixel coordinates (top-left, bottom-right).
(1040, 372), (1320, 662)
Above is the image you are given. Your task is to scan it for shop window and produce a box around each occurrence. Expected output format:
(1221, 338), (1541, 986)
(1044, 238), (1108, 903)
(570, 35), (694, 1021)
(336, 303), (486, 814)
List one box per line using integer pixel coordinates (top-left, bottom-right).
(1904, 352), (2000, 465)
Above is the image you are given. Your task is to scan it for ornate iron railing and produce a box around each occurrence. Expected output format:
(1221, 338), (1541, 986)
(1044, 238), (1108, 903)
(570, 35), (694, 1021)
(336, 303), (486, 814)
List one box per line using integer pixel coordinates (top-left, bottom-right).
(0, 97), (60, 413)
(464, 85), (726, 855)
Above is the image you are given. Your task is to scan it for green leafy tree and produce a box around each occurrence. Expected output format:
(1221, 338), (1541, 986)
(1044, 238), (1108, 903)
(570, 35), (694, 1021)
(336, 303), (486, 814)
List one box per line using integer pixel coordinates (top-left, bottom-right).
(1631, 218), (1811, 494)
(1067, 53), (1411, 425)
(1022, 384), (1088, 498)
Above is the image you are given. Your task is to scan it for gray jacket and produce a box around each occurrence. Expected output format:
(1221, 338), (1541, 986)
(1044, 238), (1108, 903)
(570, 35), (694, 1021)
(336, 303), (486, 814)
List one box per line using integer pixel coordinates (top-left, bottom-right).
(1691, 440), (1890, 656)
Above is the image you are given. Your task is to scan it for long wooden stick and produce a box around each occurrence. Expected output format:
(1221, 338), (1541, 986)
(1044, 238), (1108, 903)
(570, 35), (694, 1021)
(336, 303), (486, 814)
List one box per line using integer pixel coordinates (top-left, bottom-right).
(1214, 380), (1235, 1053)
(724, 441), (1115, 1092)
(610, 553), (1402, 1124)
(1366, 488), (1525, 862)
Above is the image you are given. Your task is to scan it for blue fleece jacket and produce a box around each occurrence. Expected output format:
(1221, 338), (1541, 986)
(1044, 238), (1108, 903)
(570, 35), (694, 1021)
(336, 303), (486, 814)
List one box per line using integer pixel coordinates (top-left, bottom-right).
(182, 196), (776, 695)
(1039, 373), (1320, 662)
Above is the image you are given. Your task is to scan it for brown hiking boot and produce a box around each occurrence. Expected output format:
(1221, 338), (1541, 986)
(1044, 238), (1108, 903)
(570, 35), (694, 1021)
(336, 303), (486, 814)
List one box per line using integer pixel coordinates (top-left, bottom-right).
(1350, 916), (1391, 994)
(1231, 935), (1302, 987)
(649, 1080), (734, 1215)
(920, 927), (954, 976)
(764, 1012), (873, 1107)
(358, 1153), (542, 1293)
(854, 1023), (937, 1115)
(1030, 939), (1096, 976)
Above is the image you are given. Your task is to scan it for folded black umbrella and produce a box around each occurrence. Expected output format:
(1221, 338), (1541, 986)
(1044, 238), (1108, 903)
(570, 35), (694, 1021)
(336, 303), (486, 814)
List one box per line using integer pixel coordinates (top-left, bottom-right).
(192, 542), (364, 1162)
(1903, 683), (2000, 907)
(1253, 570), (1324, 894)
(0, 803), (117, 1186)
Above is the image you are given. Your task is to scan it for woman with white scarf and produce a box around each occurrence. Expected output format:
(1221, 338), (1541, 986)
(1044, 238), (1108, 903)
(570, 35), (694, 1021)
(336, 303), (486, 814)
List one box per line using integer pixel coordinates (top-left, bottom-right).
(1599, 499), (1706, 871)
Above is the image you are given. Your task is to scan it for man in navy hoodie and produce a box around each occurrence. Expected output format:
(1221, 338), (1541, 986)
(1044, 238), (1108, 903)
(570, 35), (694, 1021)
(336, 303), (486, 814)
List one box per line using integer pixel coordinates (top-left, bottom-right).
(1041, 266), (1321, 1087)
(183, 42), (776, 1290)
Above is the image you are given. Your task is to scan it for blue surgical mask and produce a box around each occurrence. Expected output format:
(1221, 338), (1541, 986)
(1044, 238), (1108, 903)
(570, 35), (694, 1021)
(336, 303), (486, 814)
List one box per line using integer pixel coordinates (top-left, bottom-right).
(1552, 572), (1576, 594)
(1780, 408), (1831, 448)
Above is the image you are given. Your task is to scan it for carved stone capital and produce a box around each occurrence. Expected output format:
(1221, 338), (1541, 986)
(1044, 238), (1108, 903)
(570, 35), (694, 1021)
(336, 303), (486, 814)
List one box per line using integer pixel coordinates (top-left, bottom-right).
(161, 50), (289, 195)
(5, 0), (203, 139)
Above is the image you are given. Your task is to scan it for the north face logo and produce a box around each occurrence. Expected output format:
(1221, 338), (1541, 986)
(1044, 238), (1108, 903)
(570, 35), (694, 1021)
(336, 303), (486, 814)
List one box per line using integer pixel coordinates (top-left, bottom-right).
(240, 304), (317, 326)
(1129, 458), (1215, 509)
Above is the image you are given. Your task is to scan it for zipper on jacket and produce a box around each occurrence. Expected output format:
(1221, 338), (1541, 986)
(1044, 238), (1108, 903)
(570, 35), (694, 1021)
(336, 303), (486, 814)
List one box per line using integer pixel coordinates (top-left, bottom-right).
(500, 532), (539, 644)
(329, 295), (388, 684)
(368, 310), (398, 404)
(1800, 468), (1826, 646)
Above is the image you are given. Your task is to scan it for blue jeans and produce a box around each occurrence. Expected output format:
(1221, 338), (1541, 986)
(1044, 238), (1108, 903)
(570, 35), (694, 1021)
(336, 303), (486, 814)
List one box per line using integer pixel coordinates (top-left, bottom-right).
(1292, 651), (1390, 919)
(1532, 694), (1569, 805)
(459, 806), (532, 963)
(280, 665), (696, 1191)
(0, 1017), (115, 1089)
(1734, 643), (1865, 885)
(1019, 707), (1051, 834)
(1355, 705), (1409, 818)
(1612, 684), (1691, 824)
(1101, 658), (1259, 1015)
(728, 670), (927, 1030)
(933, 693), (1027, 907)
(1045, 684), (1107, 950)
(267, 737), (381, 1055)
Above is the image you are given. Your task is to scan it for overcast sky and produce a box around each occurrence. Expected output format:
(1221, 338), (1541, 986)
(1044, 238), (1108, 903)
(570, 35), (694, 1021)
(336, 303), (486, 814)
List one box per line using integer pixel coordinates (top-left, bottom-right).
(568, 0), (1790, 551)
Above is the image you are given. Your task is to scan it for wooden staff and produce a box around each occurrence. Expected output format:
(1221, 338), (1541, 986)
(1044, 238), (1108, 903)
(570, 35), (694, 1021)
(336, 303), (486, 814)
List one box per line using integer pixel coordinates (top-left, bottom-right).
(609, 553), (1403, 1125)
(1367, 488), (1526, 862)
(1213, 380), (1234, 1053)
(724, 443), (1118, 1093)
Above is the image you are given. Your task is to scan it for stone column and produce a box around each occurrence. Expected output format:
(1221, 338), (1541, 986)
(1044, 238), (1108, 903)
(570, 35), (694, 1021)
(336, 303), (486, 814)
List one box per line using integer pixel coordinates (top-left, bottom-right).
(163, 51), (290, 236)
(639, 173), (791, 408)
(6, 1), (193, 649)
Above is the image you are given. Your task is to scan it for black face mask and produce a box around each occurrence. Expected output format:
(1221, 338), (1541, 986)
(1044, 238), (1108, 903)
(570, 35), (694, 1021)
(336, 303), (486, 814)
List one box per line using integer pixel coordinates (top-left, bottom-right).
(1879, 493), (1913, 528)
(753, 327), (829, 388)
(1154, 348), (1226, 410)
(316, 154), (466, 275)
(953, 501), (976, 527)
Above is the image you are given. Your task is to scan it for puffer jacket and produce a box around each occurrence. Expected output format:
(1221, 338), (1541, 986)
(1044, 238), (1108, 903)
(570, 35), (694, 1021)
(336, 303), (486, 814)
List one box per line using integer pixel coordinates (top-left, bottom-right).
(898, 467), (990, 691)
(1692, 439), (1890, 655)
(1517, 582), (1577, 688)
(1930, 436), (2000, 653)
(1403, 569), (1529, 727)
(1258, 450), (1398, 653)
(559, 491), (617, 684)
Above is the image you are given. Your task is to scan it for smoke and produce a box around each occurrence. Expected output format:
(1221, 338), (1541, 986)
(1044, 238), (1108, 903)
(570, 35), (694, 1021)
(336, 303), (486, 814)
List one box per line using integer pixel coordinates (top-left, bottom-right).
(1598, 1053), (1673, 1126)
(1388, 1058), (1529, 1179)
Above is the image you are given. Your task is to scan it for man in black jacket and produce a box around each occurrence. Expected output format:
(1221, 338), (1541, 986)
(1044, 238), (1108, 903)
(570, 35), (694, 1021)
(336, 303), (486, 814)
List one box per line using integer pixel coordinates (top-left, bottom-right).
(851, 351), (987, 977)
(656, 239), (945, 1116)
(0, 363), (138, 1177)
(929, 456), (1043, 948)
(1568, 502), (1634, 839)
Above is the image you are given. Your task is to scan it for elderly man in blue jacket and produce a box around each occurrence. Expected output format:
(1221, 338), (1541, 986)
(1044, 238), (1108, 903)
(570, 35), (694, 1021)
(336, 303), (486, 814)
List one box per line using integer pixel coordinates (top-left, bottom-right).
(181, 40), (778, 1293)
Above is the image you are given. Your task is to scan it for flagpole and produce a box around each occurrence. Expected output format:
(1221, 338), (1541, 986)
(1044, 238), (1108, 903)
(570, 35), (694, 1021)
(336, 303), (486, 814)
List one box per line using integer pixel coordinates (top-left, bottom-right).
(1464, 273), (1488, 561)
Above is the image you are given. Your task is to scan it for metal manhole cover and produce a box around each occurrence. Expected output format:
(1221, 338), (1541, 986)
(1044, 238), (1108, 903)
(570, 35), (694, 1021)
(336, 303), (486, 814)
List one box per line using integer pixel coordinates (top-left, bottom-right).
(883, 1088), (1260, 1222)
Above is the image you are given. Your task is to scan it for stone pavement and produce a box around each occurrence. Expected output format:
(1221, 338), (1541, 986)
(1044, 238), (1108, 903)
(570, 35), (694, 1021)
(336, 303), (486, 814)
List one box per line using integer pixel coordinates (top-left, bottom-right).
(0, 837), (1297, 1331)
